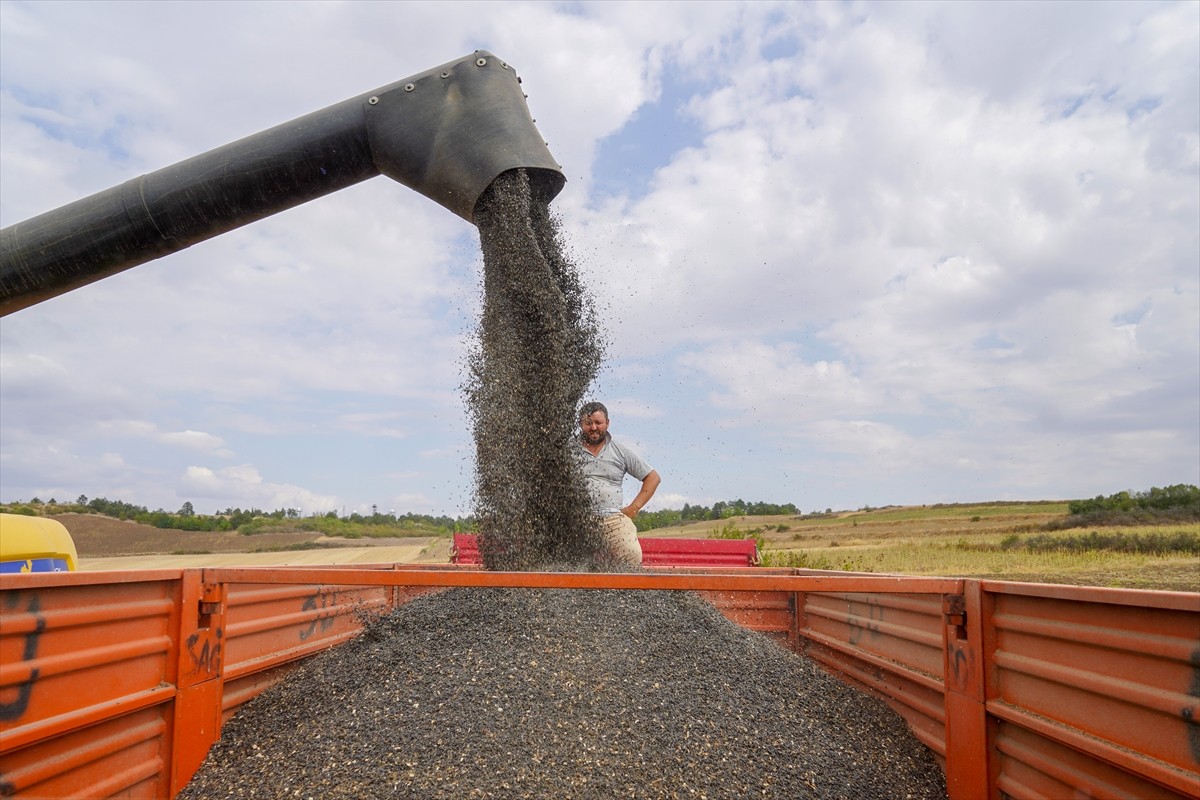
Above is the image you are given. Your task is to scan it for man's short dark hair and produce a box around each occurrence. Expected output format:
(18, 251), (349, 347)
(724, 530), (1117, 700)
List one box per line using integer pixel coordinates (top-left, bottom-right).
(579, 401), (608, 420)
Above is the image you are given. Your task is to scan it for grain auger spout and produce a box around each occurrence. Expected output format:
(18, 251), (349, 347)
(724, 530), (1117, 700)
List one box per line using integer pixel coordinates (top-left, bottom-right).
(0, 51), (565, 316)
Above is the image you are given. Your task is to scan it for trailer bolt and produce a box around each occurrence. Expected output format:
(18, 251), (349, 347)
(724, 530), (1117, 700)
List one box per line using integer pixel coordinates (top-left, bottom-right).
(440, 71), (450, 79)
(367, 96), (379, 105)
(476, 58), (487, 66)
(404, 83), (415, 92)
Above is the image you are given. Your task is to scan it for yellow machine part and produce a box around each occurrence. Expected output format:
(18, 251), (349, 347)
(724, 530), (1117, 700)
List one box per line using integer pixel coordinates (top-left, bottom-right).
(0, 513), (78, 572)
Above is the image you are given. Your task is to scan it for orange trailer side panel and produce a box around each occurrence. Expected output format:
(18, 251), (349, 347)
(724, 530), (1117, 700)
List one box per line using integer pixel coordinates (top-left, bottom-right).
(219, 580), (392, 717)
(984, 584), (1200, 799)
(993, 719), (1189, 800)
(804, 591), (947, 680)
(1, 704), (170, 798)
(696, 589), (794, 646)
(1, 575), (181, 797)
(799, 589), (951, 764)
(3, 568), (1197, 800)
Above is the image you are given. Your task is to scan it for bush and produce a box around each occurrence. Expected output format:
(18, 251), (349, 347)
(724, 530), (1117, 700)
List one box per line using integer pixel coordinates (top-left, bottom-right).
(760, 550), (833, 569)
(995, 530), (1199, 555)
(999, 534), (1022, 550)
(709, 521), (763, 553)
(1047, 504), (1200, 530)
(758, 549), (875, 572)
(1021, 530), (1199, 555)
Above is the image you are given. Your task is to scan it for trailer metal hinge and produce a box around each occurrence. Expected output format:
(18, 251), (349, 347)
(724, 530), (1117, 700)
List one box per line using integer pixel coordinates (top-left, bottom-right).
(943, 595), (967, 631)
(197, 582), (224, 629)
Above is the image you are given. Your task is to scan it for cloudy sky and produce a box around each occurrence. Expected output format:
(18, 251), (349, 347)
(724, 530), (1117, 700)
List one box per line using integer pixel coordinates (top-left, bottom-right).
(1, 1), (1197, 517)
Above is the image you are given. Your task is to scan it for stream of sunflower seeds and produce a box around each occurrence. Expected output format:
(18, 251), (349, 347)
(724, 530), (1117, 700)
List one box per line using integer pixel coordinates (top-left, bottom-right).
(179, 169), (948, 798)
(464, 169), (609, 571)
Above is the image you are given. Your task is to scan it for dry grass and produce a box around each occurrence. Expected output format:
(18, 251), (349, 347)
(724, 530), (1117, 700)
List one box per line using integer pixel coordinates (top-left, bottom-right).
(649, 504), (1199, 592)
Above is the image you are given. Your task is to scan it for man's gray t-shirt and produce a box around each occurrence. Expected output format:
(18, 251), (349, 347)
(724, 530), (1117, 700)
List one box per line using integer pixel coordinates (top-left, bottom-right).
(577, 435), (653, 515)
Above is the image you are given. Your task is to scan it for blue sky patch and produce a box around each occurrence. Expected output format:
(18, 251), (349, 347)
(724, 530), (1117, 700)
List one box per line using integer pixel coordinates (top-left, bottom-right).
(1126, 96), (1162, 121)
(972, 331), (1016, 352)
(591, 68), (709, 201)
(1112, 299), (1151, 326)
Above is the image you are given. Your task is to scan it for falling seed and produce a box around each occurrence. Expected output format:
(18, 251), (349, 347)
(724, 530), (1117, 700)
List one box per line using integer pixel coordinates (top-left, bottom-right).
(467, 169), (612, 571)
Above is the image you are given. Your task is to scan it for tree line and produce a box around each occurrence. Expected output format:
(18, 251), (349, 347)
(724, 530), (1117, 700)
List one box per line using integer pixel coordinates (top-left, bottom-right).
(634, 500), (801, 532)
(22, 487), (1194, 537)
(5, 495), (473, 535)
(1067, 484), (1199, 515)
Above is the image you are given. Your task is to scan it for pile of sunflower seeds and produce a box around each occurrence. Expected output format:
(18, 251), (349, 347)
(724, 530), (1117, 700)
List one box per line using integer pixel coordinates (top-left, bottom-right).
(180, 587), (947, 799)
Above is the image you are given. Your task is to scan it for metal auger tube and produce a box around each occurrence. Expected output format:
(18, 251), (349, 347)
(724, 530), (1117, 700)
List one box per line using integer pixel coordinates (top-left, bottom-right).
(0, 50), (564, 316)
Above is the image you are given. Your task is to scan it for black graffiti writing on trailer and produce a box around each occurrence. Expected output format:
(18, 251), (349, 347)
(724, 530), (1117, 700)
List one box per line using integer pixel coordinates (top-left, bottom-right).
(186, 627), (224, 676)
(1186, 647), (1200, 764)
(950, 646), (969, 686)
(298, 589), (339, 641)
(0, 593), (45, 721)
(847, 597), (884, 646)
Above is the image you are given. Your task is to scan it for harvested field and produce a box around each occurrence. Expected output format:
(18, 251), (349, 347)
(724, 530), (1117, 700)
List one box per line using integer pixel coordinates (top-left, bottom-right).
(53, 513), (321, 556)
(50, 512), (451, 569)
(76, 544), (446, 571)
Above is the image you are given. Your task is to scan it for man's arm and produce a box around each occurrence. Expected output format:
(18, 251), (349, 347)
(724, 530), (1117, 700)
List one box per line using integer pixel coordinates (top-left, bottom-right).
(622, 470), (661, 518)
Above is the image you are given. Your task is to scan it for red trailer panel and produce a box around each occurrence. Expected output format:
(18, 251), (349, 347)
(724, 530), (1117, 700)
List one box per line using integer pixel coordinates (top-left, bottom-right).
(450, 532), (759, 567)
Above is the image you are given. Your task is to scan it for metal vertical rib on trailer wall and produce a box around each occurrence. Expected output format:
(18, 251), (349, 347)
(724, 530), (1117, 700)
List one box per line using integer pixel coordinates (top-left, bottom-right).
(3, 567), (1198, 799)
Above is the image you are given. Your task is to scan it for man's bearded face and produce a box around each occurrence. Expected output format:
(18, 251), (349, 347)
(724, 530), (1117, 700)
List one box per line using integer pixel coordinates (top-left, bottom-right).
(580, 411), (609, 445)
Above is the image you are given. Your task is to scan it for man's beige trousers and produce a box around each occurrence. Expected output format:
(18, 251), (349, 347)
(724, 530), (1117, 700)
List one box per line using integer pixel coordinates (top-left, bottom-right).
(599, 513), (642, 566)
